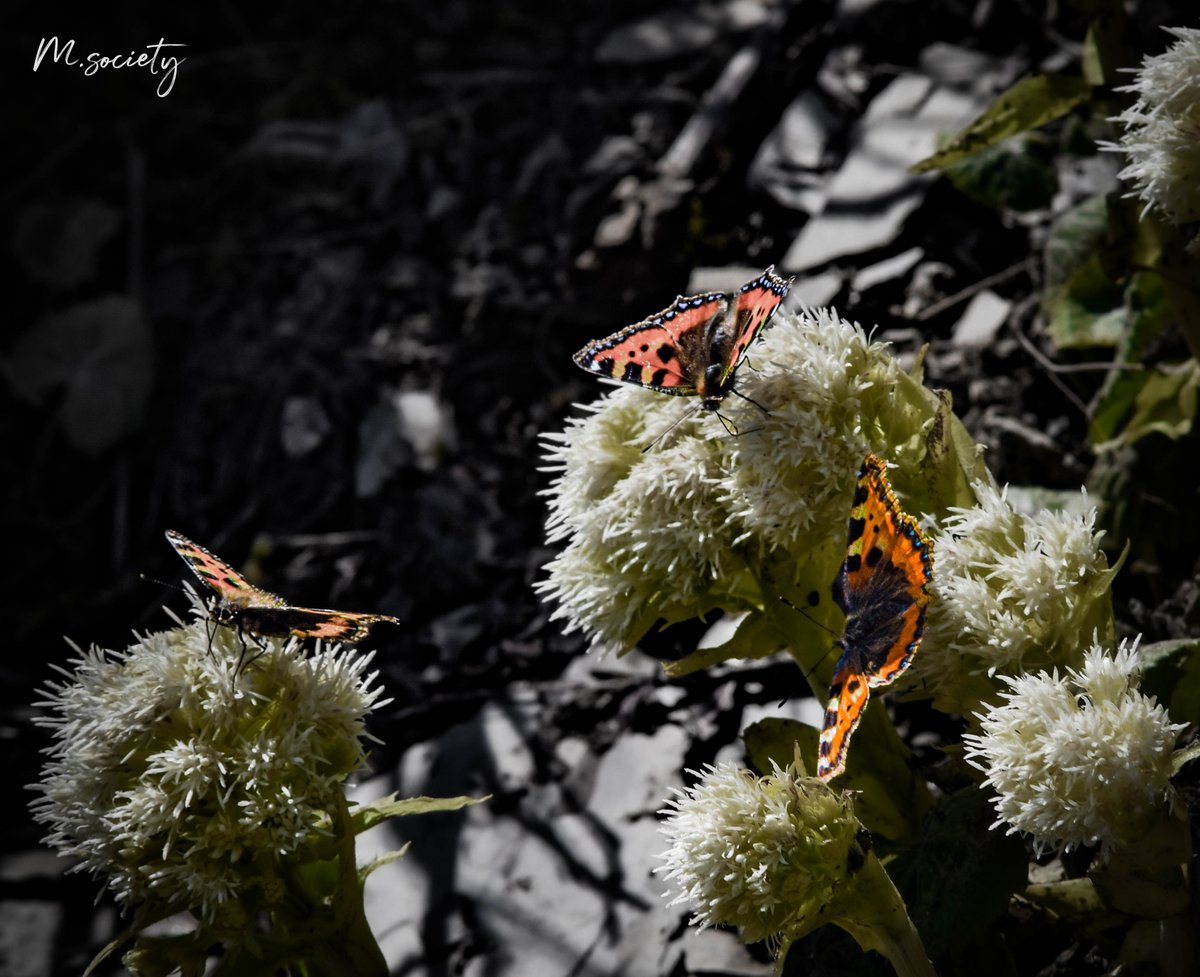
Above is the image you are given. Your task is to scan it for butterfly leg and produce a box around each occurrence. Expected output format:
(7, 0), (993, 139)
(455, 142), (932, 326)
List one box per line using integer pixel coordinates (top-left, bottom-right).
(240, 633), (270, 676)
(730, 386), (770, 416)
(203, 612), (218, 659)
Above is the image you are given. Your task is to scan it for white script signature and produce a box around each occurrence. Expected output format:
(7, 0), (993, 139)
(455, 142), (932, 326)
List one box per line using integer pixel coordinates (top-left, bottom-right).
(33, 37), (186, 97)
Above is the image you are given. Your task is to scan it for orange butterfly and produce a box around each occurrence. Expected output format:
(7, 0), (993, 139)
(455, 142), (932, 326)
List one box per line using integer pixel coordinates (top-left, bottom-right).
(816, 455), (933, 781)
(166, 529), (399, 644)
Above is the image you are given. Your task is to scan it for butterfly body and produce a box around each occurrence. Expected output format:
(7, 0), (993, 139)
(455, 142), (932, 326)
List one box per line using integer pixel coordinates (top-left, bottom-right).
(817, 455), (933, 781)
(165, 529), (399, 644)
(573, 267), (791, 409)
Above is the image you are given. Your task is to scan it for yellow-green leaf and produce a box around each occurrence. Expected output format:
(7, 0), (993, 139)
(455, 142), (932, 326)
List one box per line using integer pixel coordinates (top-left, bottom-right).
(912, 74), (1092, 174)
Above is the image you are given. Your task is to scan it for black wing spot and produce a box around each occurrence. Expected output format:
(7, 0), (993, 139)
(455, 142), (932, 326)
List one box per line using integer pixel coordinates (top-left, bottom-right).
(845, 553), (862, 574)
(621, 362), (642, 383)
(847, 517), (866, 544)
(865, 546), (884, 568)
(657, 344), (675, 364)
(596, 358), (615, 377)
(649, 369), (669, 387)
(853, 485), (869, 506)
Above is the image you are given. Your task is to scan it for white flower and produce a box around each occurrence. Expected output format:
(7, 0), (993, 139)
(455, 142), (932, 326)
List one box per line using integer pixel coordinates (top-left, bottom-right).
(539, 397), (737, 649)
(538, 308), (904, 650)
(719, 308), (898, 551)
(914, 481), (1114, 715)
(963, 636), (1184, 852)
(1106, 27), (1200, 224)
(30, 613), (386, 923)
(656, 761), (858, 944)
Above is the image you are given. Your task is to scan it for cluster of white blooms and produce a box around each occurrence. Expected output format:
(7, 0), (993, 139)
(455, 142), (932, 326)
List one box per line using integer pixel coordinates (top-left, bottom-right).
(964, 637), (1184, 852)
(31, 614), (386, 922)
(915, 481), (1113, 716)
(656, 761), (858, 943)
(539, 308), (899, 650)
(1107, 27), (1200, 229)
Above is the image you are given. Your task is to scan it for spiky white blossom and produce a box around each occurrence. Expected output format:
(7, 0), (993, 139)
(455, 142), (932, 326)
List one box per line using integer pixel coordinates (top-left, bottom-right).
(30, 612), (386, 923)
(538, 308), (901, 650)
(656, 761), (858, 943)
(720, 308), (899, 551)
(1106, 27), (1200, 226)
(914, 481), (1114, 715)
(963, 636), (1184, 852)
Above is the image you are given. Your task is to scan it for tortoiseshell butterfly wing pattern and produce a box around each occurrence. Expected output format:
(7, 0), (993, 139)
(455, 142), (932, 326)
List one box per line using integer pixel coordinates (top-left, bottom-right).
(165, 529), (399, 644)
(816, 455), (934, 781)
(572, 266), (792, 410)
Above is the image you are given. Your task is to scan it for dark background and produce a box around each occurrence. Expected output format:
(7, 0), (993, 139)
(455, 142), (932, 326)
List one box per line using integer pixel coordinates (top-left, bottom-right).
(4, 2), (1198, 976)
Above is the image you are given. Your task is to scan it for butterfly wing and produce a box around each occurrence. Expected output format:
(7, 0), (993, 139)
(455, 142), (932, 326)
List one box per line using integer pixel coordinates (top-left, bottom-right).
(816, 455), (933, 781)
(817, 654), (872, 783)
(165, 529), (285, 609)
(713, 265), (792, 389)
(572, 291), (730, 395)
(236, 605), (401, 643)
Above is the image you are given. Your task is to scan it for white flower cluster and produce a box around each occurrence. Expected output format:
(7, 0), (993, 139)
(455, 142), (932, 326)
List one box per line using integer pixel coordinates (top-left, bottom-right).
(656, 761), (857, 943)
(915, 481), (1113, 715)
(963, 637), (1184, 852)
(539, 308), (898, 650)
(1108, 27), (1200, 227)
(31, 615), (386, 922)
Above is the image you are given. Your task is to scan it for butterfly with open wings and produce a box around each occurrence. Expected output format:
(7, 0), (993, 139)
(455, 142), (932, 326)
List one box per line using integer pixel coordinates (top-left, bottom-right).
(573, 266), (792, 411)
(816, 455), (934, 781)
(166, 529), (399, 644)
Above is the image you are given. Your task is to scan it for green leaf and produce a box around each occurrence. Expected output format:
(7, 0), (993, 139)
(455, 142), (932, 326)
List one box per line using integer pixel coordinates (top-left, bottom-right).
(661, 609), (784, 678)
(359, 842), (412, 882)
(1107, 361), (1200, 448)
(1080, 0), (1136, 88)
(1139, 638), (1200, 726)
(122, 934), (210, 977)
(1172, 741), (1200, 776)
(744, 717), (818, 778)
(664, 540), (842, 681)
(1043, 194), (1109, 294)
(888, 786), (1028, 964)
(1041, 196), (1125, 349)
(349, 792), (487, 834)
(835, 703), (932, 841)
(1089, 812), (1192, 919)
(912, 74), (1092, 173)
(1090, 271), (1173, 445)
(1044, 256), (1126, 349)
(945, 138), (1057, 212)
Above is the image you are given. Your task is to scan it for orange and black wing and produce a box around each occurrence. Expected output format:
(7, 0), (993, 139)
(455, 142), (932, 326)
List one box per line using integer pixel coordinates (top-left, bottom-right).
(236, 605), (400, 643)
(165, 529), (283, 609)
(572, 290), (728, 396)
(816, 455), (933, 781)
(714, 266), (791, 389)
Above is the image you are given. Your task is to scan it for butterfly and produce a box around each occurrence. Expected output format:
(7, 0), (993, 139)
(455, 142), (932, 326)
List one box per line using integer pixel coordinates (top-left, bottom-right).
(816, 455), (934, 781)
(572, 266), (792, 411)
(165, 529), (400, 644)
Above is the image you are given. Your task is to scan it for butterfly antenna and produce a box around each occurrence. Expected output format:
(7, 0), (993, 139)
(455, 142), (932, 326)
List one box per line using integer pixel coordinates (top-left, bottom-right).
(642, 403), (704, 453)
(777, 594), (840, 638)
(140, 572), (188, 595)
(775, 593), (848, 688)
